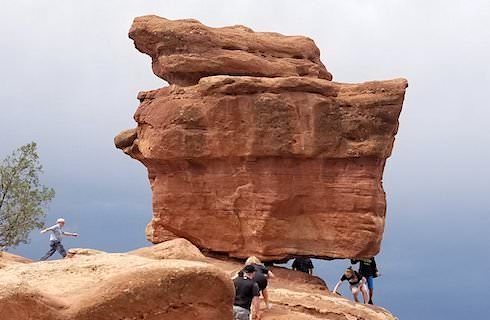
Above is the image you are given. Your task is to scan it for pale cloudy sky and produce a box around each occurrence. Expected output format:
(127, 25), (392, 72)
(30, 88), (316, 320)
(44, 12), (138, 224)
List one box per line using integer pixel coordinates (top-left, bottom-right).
(1, 1), (489, 319)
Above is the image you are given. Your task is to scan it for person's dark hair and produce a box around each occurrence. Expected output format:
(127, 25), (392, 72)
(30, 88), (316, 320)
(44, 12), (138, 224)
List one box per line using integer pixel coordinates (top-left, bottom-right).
(244, 265), (256, 273)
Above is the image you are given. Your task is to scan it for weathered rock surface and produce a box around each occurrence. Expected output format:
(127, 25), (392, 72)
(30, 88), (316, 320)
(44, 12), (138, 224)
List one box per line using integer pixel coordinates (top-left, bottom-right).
(0, 242), (397, 320)
(116, 16), (408, 261)
(0, 252), (233, 320)
(0, 251), (31, 268)
(129, 237), (206, 261)
(129, 15), (332, 86)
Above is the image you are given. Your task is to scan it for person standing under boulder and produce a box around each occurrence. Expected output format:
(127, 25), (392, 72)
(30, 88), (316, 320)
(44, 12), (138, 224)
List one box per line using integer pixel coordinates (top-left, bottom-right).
(233, 264), (261, 320)
(351, 257), (379, 304)
(292, 257), (314, 275)
(40, 218), (78, 260)
(245, 256), (275, 310)
(332, 267), (369, 304)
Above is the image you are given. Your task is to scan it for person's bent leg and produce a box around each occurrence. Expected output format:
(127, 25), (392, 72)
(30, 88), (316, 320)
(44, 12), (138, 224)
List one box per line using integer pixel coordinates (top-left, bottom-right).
(263, 288), (271, 309)
(351, 286), (360, 302)
(40, 241), (56, 261)
(361, 284), (369, 304)
(55, 242), (67, 258)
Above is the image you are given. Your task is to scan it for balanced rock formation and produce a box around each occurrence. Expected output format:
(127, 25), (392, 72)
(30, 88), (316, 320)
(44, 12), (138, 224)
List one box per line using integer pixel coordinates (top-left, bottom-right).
(116, 16), (408, 261)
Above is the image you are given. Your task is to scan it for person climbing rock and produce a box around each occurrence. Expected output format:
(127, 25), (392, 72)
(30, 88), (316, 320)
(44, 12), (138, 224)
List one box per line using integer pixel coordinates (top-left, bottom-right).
(332, 267), (369, 304)
(40, 218), (78, 260)
(292, 257), (314, 275)
(233, 264), (261, 320)
(245, 256), (275, 310)
(351, 257), (379, 304)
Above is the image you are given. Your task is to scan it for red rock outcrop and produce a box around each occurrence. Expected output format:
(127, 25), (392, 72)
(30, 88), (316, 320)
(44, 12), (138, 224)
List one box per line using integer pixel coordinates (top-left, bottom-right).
(0, 242), (397, 320)
(116, 16), (408, 261)
(0, 253), (234, 320)
(0, 251), (31, 268)
(129, 15), (332, 86)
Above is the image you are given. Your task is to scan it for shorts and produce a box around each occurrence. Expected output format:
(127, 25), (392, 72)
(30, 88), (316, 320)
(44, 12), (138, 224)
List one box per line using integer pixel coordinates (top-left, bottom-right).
(366, 276), (374, 289)
(254, 272), (268, 291)
(350, 283), (368, 295)
(233, 305), (250, 320)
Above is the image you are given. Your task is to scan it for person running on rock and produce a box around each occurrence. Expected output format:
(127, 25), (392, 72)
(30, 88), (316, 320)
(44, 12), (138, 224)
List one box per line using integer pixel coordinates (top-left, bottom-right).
(332, 267), (369, 304)
(233, 264), (261, 320)
(40, 218), (78, 260)
(292, 257), (314, 275)
(351, 257), (379, 304)
(245, 256), (275, 310)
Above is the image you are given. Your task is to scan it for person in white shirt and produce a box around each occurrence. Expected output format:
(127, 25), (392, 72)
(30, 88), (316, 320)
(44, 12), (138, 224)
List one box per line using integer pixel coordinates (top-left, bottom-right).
(39, 218), (78, 260)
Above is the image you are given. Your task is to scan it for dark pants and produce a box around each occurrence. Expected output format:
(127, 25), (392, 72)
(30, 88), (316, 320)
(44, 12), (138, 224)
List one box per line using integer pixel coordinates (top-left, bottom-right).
(40, 240), (66, 260)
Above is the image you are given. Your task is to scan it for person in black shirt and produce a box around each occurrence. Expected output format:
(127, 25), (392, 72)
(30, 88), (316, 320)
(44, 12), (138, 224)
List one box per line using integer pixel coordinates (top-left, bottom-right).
(245, 256), (275, 310)
(292, 257), (314, 275)
(351, 257), (379, 304)
(233, 264), (261, 320)
(332, 267), (369, 303)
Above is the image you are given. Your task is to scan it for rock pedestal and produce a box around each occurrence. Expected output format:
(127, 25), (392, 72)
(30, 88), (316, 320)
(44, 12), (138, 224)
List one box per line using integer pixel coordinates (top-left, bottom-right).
(116, 16), (408, 261)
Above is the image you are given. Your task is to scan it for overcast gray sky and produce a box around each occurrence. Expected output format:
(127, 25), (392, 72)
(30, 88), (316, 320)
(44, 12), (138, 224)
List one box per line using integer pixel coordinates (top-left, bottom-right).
(1, 1), (489, 319)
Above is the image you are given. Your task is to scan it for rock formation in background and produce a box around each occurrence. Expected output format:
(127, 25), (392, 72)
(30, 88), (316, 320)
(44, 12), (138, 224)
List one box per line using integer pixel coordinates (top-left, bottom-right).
(0, 241), (397, 320)
(115, 15), (408, 261)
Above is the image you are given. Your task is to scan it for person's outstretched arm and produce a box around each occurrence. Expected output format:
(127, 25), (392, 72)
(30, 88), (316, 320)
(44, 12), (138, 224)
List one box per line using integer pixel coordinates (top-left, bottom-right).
(251, 296), (261, 319)
(40, 225), (57, 234)
(62, 231), (79, 237)
(250, 283), (261, 319)
(332, 280), (343, 294)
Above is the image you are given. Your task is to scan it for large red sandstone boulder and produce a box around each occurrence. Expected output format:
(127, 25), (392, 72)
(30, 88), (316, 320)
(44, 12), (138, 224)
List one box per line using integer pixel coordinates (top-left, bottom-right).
(116, 16), (408, 261)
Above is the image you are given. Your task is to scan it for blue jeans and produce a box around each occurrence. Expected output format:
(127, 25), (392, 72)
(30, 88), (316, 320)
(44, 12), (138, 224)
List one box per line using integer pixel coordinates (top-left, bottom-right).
(40, 240), (66, 260)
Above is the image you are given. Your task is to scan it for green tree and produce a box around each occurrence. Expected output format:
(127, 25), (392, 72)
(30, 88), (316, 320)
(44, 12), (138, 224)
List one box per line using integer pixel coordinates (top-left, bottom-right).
(0, 142), (55, 250)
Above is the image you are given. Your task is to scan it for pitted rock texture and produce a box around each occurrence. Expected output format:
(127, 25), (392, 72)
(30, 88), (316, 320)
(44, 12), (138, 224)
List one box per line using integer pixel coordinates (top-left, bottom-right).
(129, 15), (332, 86)
(0, 253), (233, 320)
(116, 16), (408, 261)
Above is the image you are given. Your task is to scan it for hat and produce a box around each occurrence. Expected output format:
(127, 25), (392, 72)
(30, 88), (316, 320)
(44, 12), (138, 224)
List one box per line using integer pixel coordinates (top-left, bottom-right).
(56, 218), (65, 223)
(243, 265), (256, 273)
